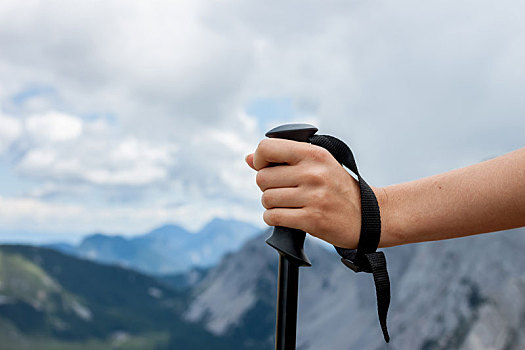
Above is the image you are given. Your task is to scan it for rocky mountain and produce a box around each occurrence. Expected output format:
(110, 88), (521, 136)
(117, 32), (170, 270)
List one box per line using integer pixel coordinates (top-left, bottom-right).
(0, 244), (234, 350)
(48, 218), (261, 274)
(185, 229), (337, 349)
(184, 228), (525, 350)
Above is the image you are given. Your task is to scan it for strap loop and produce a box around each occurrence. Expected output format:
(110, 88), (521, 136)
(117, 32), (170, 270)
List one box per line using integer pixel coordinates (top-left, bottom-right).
(308, 134), (391, 343)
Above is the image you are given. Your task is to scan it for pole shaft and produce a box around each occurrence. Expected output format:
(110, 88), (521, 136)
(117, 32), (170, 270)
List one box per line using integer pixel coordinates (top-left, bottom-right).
(275, 254), (300, 350)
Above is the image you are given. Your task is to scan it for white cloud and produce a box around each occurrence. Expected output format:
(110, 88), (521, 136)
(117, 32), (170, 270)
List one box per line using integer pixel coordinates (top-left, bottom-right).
(0, 113), (22, 153)
(16, 118), (179, 187)
(17, 148), (56, 169)
(0, 195), (83, 225)
(26, 111), (83, 142)
(83, 163), (167, 186)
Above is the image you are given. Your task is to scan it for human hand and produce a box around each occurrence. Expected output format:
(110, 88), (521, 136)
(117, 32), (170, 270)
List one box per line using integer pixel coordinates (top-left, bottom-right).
(246, 138), (366, 249)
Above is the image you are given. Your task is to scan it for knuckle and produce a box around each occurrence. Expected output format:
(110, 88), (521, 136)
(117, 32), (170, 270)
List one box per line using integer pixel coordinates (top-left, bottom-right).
(303, 167), (328, 185)
(310, 189), (327, 207)
(307, 145), (331, 163)
(310, 206), (323, 221)
(305, 208), (323, 230)
(256, 139), (272, 155)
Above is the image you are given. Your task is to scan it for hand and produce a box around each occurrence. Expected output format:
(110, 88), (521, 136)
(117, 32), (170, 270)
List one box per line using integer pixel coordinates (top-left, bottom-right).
(246, 138), (364, 249)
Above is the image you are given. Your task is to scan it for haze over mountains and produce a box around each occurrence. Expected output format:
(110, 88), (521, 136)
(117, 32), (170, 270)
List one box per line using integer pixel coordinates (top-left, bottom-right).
(46, 218), (261, 274)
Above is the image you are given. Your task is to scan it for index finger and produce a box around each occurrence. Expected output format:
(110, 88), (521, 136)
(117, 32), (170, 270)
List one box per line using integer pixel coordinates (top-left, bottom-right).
(252, 138), (307, 170)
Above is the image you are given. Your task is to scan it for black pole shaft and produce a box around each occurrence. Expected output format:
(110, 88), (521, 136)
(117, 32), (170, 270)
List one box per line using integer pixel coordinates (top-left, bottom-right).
(275, 254), (300, 350)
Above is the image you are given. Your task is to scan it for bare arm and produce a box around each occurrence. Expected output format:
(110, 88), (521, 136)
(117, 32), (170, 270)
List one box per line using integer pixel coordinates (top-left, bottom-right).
(246, 139), (525, 249)
(379, 147), (525, 247)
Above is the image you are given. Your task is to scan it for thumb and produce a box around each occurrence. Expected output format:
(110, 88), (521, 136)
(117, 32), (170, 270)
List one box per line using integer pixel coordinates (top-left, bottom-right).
(245, 153), (256, 170)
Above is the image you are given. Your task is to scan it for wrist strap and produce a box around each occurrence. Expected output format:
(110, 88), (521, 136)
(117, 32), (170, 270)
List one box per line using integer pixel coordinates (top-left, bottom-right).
(308, 134), (391, 343)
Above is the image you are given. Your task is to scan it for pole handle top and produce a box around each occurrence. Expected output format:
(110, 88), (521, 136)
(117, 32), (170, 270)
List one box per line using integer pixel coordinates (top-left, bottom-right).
(265, 123), (318, 142)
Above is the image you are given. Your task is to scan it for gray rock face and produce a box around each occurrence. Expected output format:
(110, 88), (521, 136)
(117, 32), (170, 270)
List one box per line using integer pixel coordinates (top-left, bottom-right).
(386, 229), (525, 350)
(184, 230), (338, 347)
(185, 228), (525, 350)
(184, 230), (275, 335)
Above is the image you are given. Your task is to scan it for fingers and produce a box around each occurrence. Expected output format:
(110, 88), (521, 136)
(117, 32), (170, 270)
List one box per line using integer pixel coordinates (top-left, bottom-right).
(263, 208), (307, 230)
(261, 187), (305, 209)
(252, 138), (308, 170)
(255, 165), (302, 191)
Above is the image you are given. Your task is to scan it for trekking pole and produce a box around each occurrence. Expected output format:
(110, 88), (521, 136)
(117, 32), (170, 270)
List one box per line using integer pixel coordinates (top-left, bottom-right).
(264, 124), (392, 347)
(265, 123), (318, 350)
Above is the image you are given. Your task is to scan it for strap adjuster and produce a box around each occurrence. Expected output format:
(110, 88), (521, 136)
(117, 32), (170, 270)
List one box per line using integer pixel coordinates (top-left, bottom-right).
(341, 257), (361, 272)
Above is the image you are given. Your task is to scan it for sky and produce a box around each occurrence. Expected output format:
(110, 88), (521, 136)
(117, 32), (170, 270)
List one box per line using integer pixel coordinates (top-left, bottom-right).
(0, 0), (524, 243)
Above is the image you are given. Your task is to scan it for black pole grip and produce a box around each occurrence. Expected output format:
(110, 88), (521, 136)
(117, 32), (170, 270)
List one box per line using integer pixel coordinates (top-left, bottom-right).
(264, 123), (318, 267)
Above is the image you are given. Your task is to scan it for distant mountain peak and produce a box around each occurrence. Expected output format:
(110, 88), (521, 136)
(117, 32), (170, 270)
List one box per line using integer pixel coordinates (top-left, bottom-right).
(198, 218), (261, 236)
(145, 224), (190, 238)
(204, 217), (242, 226)
(47, 218), (263, 274)
(81, 233), (128, 246)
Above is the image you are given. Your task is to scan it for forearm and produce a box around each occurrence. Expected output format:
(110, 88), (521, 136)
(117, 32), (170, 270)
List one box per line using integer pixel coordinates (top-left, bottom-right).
(378, 148), (525, 247)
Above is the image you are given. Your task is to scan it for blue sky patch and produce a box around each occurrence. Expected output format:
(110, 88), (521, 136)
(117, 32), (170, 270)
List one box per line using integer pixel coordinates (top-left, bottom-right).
(0, 160), (35, 196)
(11, 85), (57, 106)
(246, 97), (295, 130)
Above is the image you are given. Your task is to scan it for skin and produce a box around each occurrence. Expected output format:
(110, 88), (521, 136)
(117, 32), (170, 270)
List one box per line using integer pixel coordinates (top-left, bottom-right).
(246, 139), (525, 249)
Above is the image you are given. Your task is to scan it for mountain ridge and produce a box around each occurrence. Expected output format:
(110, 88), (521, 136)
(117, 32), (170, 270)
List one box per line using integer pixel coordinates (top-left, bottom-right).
(47, 218), (262, 274)
(0, 244), (234, 349)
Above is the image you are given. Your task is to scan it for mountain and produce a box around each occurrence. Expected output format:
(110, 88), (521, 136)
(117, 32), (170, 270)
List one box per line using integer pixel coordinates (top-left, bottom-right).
(184, 228), (525, 350)
(0, 244), (234, 350)
(42, 242), (76, 255)
(160, 267), (210, 291)
(184, 230), (339, 349)
(50, 218), (261, 274)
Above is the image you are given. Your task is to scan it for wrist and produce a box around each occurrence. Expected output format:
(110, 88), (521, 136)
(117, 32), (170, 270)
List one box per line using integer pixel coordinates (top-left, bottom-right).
(374, 185), (405, 248)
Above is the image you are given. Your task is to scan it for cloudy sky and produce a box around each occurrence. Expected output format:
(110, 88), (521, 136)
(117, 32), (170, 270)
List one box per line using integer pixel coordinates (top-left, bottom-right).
(0, 0), (524, 242)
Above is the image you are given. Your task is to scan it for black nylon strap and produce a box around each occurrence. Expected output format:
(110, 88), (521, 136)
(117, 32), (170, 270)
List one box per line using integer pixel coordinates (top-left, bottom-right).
(366, 252), (390, 343)
(308, 134), (391, 343)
